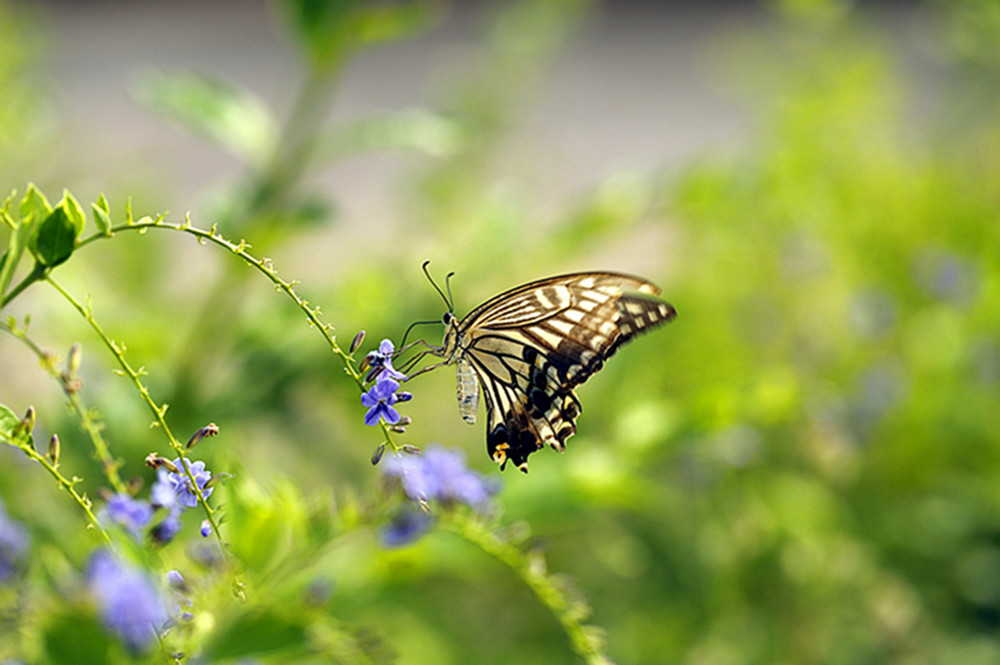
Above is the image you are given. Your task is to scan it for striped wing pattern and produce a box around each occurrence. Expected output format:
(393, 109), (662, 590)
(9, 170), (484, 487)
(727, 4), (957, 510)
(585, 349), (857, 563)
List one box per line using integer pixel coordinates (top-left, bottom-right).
(450, 273), (676, 472)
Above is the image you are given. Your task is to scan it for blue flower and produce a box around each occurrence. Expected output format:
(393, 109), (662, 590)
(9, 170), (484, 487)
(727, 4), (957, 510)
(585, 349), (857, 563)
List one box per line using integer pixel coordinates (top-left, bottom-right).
(380, 509), (432, 548)
(87, 550), (170, 653)
(165, 570), (184, 587)
(384, 446), (499, 510)
(0, 500), (29, 582)
(364, 339), (407, 383)
(100, 494), (153, 540)
(361, 377), (402, 427)
(151, 458), (213, 509)
(200, 520), (212, 538)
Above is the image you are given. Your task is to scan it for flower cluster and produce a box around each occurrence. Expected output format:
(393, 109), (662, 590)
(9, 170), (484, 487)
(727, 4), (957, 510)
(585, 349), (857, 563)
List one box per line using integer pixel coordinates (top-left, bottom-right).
(87, 550), (171, 653)
(0, 498), (29, 582)
(96, 453), (215, 545)
(381, 446), (500, 548)
(360, 339), (412, 428)
(149, 457), (215, 543)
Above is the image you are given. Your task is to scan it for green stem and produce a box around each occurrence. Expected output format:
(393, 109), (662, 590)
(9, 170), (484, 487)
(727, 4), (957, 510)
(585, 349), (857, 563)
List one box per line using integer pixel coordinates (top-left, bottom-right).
(1, 263), (46, 308)
(440, 512), (614, 665)
(0, 320), (127, 493)
(1, 430), (112, 546)
(43, 277), (230, 552)
(77, 217), (402, 451)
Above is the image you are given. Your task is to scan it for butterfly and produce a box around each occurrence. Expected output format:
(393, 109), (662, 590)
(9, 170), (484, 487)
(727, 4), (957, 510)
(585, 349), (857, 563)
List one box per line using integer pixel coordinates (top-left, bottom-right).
(400, 266), (677, 472)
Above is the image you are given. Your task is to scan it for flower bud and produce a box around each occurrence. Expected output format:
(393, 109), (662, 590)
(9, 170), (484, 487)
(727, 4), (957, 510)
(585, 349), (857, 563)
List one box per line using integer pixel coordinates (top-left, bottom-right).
(145, 453), (180, 474)
(47, 434), (60, 466)
(349, 330), (366, 355)
(371, 442), (387, 466)
(186, 423), (219, 449)
(12, 406), (35, 440)
(67, 343), (82, 376)
(127, 476), (144, 495)
(401, 444), (421, 455)
(396, 391), (413, 403)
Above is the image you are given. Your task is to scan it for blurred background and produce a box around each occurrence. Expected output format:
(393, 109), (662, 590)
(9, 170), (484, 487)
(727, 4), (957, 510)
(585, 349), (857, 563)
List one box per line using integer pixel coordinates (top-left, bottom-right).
(1, 0), (999, 663)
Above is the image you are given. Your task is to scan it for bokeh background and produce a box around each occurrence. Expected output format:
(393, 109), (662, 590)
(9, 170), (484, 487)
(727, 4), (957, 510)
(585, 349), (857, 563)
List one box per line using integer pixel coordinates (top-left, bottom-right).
(2, 0), (1000, 663)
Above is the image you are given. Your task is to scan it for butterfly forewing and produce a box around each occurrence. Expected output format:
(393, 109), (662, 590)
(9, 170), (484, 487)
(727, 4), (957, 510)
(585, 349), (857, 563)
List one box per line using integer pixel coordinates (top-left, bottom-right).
(440, 272), (676, 472)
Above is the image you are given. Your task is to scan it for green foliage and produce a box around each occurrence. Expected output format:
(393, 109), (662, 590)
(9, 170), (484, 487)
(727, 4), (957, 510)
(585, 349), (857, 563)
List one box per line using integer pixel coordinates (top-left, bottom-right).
(1, 1), (999, 664)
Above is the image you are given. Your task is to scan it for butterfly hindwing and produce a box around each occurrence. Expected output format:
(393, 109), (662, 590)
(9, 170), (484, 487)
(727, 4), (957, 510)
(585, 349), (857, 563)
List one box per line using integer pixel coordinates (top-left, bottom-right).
(441, 272), (676, 472)
(472, 339), (583, 471)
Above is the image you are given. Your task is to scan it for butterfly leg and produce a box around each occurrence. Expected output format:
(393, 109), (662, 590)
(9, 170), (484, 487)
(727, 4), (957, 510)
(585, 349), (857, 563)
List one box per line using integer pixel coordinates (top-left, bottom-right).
(402, 359), (452, 381)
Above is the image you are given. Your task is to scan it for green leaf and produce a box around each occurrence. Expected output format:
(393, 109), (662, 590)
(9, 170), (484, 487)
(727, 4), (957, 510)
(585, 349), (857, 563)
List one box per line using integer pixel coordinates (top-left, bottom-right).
(91, 193), (112, 236)
(135, 71), (277, 164)
(0, 403), (31, 447)
(202, 609), (310, 661)
(19, 183), (52, 225)
(59, 190), (86, 236)
(33, 207), (78, 267)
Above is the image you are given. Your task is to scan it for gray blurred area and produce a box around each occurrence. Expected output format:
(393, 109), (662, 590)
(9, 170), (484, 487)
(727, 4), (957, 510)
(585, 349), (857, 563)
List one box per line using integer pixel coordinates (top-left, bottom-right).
(29, 1), (935, 230)
(36, 1), (753, 216)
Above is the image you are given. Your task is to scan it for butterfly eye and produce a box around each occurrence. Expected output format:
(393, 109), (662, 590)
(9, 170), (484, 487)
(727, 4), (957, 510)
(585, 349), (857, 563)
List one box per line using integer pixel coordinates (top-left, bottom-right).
(442, 312), (455, 326)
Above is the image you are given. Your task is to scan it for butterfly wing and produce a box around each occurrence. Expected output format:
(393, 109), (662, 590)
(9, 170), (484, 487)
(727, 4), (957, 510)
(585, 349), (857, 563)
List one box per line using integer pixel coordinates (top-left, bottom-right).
(455, 272), (676, 471)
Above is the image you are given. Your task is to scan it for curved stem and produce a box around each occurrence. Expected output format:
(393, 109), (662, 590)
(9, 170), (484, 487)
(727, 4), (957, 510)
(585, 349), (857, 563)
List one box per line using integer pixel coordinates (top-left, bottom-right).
(439, 512), (614, 665)
(1, 427), (112, 547)
(77, 217), (403, 452)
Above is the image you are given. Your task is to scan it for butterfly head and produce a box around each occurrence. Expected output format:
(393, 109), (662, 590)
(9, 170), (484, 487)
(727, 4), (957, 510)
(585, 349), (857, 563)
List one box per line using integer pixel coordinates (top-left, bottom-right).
(439, 310), (461, 361)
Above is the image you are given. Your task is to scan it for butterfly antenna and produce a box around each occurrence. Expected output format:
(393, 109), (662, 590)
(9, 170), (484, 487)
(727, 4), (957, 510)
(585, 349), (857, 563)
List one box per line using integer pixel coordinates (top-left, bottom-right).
(445, 271), (456, 313)
(422, 260), (451, 310)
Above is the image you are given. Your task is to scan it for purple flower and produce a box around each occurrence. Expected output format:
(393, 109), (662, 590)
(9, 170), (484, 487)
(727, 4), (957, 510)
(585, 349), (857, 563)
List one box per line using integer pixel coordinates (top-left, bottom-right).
(151, 458), (213, 509)
(380, 509), (432, 548)
(150, 512), (182, 545)
(384, 446), (499, 510)
(100, 494), (153, 540)
(165, 570), (184, 587)
(361, 377), (402, 427)
(200, 520), (212, 538)
(87, 550), (170, 653)
(0, 500), (29, 582)
(364, 339), (407, 383)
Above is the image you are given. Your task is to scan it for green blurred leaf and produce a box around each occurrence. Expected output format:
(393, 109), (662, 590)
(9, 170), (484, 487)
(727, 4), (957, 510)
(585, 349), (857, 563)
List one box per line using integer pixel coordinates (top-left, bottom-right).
(0, 403), (21, 443)
(32, 207), (78, 267)
(351, 2), (441, 45)
(202, 608), (310, 661)
(0, 217), (27, 300)
(284, 0), (440, 68)
(135, 71), (277, 164)
(91, 193), (112, 235)
(40, 608), (114, 665)
(318, 108), (468, 162)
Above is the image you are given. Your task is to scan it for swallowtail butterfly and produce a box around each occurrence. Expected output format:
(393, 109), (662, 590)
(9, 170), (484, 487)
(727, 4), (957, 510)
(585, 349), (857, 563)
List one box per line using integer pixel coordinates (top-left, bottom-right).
(403, 268), (676, 472)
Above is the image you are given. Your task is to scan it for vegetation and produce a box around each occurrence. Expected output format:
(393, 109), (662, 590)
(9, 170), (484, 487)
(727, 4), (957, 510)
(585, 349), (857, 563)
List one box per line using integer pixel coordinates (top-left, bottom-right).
(1, 1), (998, 663)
